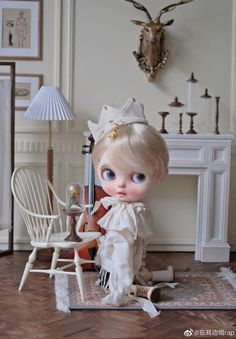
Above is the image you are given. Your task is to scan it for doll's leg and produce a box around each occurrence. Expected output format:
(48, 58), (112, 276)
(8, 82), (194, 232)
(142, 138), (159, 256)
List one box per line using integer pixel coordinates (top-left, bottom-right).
(136, 265), (175, 284)
(134, 238), (152, 284)
(152, 266), (175, 282)
(96, 230), (135, 295)
(108, 230), (134, 293)
(135, 241), (175, 283)
(95, 234), (111, 289)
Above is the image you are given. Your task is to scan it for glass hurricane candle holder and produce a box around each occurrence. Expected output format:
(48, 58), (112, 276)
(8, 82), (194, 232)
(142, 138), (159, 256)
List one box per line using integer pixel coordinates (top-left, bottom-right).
(186, 72), (199, 112)
(64, 183), (85, 242)
(66, 183), (84, 212)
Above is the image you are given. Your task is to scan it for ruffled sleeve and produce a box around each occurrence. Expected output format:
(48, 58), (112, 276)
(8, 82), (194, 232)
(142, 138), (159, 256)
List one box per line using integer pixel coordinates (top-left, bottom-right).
(97, 197), (154, 239)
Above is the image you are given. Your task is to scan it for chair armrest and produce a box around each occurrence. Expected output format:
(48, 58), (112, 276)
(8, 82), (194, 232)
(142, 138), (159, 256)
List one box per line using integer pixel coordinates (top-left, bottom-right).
(47, 180), (66, 208)
(55, 197), (66, 208)
(20, 205), (60, 220)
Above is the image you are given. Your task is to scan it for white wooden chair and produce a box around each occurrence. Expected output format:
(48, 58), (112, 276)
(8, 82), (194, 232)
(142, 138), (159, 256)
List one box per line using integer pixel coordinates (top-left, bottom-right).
(11, 166), (100, 302)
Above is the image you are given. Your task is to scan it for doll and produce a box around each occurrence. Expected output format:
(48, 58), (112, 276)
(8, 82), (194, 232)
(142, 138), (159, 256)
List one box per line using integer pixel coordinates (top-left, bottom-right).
(88, 97), (172, 308)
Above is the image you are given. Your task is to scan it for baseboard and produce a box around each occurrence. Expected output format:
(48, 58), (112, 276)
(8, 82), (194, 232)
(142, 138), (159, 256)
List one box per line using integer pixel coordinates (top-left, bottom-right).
(0, 238), (234, 253)
(0, 237), (32, 251)
(147, 244), (195, 252)
(147, 239), (195, 252)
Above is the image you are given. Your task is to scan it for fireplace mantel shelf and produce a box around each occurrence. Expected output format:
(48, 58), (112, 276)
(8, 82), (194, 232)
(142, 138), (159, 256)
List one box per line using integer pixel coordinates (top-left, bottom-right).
(163, 133), (234, 140)
(163, 133), (234, 262)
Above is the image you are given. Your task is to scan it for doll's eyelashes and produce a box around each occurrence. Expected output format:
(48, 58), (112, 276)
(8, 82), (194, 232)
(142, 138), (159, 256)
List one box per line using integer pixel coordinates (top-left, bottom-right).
(101, 168), (116, 181)
(131, 173), (146, 183)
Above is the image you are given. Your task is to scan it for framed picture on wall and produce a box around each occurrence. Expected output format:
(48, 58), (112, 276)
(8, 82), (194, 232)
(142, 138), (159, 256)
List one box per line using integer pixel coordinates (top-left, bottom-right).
(0, 0), (43, 60)
(0, 73), (43, 110)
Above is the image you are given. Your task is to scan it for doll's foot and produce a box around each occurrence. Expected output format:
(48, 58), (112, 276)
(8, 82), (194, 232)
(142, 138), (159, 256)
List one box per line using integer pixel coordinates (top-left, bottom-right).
(130, 284), (161, 303)
(152, 265), (175, 282)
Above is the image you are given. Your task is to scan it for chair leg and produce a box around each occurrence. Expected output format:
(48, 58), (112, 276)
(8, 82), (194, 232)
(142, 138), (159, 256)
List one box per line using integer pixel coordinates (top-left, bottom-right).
(74, 248), (84, 302)
(50, 247), (60, 278)
(19, 247), (37, 291)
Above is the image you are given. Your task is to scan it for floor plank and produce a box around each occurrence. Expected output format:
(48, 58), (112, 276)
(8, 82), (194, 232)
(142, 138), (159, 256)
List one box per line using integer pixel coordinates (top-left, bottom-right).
(0, 251), (236, 338)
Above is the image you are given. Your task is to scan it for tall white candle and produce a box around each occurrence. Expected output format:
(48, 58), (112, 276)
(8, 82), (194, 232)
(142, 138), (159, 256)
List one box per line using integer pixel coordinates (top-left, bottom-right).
(186, 72), (199, 112)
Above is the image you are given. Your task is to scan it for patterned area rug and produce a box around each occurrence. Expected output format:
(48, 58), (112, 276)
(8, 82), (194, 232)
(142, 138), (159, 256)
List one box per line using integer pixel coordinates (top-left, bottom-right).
(54, 268), (236, 313)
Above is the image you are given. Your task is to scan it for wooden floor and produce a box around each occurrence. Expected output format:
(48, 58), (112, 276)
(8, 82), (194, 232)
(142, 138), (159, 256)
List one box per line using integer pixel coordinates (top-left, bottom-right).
(1, 251), (236, 339)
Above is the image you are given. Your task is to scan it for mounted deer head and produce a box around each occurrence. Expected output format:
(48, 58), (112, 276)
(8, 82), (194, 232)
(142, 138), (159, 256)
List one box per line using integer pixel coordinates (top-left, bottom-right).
(126, 0), (194, 82)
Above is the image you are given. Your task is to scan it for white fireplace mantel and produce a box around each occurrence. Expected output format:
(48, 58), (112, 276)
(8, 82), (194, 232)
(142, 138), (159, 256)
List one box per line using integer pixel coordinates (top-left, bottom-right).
(163, 133), (234, 262)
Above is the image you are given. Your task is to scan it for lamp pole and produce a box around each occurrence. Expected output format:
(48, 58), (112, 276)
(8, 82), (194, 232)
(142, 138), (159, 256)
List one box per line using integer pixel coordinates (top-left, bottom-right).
(47, 120), (53, 184)
(47, 120), (54, 212)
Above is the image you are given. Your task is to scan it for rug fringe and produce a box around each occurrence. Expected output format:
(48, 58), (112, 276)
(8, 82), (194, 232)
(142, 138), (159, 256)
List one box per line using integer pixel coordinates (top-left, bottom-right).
(218, 267), (236, 291)
(55, 275), (71, 313)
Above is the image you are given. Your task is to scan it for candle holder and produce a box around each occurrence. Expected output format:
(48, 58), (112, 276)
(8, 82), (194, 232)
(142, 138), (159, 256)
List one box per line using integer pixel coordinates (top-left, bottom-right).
(158, 111), (169, 134)
(214, 96), (220, 135)
(178, 113), (183, 134)
(186, 112), (198, 134)
(168, 97), (184, 133)
(200, 88), (212, 133)
(63, 209), (82, 242)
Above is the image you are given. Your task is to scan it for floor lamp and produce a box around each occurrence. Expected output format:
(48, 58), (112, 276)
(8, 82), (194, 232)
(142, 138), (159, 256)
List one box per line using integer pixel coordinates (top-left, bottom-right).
(24, 86), (77, 201)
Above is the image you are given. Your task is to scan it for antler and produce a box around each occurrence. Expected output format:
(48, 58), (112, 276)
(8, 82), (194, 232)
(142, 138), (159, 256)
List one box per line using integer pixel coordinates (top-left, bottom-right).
(156, 0), (194, 23)
(125, 0), (152, 21)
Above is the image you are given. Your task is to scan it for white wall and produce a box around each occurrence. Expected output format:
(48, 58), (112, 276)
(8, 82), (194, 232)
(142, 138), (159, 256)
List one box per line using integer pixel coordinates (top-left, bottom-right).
(2, 0), (236, 252)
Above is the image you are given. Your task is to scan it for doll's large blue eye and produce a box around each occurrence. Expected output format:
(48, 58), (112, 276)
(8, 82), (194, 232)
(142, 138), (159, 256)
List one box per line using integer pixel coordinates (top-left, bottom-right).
(102, 169), (116, 181)
(131, 173), (146, 183)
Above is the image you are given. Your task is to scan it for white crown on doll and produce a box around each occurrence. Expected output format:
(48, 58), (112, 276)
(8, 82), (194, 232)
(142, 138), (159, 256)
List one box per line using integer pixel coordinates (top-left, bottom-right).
(88, 97), (148, 142)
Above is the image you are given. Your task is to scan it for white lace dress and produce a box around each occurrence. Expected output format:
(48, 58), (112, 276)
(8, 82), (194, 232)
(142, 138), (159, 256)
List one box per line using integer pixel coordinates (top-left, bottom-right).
(95, 196), (154, 306)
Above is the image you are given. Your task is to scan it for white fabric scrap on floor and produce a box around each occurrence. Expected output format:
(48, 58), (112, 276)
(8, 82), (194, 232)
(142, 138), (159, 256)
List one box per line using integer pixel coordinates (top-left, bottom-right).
(55, 274), (71, 313)
(218, 267), (236, 291)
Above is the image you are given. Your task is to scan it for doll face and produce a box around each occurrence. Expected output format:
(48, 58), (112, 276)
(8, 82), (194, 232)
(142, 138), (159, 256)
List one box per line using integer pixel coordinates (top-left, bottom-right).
(97, 154), (156, 202)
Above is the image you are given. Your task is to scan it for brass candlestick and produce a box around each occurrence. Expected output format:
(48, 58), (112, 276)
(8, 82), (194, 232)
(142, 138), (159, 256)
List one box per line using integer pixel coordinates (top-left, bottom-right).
(178, 113), (183, 134)
(214, 96), (220, 135)
(186, 112), (197, 134)
(158, 111), (169, 134)
(168, 97), (185, 133)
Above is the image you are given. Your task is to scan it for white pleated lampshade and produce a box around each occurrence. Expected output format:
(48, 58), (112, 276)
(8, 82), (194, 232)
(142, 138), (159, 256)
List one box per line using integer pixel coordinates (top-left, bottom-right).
(24, 86), (77, 121)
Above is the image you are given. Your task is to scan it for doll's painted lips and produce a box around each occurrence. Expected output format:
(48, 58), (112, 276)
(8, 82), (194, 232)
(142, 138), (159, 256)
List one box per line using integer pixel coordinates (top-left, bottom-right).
(117, 192), (127, 196)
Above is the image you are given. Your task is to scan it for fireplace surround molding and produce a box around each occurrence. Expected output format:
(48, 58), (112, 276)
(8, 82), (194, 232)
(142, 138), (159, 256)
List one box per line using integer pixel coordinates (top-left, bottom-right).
(164, 133), (234, 262)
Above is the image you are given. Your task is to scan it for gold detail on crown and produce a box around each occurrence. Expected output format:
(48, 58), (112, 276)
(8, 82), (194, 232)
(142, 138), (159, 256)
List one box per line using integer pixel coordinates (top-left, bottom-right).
(108, 126), (119, 139)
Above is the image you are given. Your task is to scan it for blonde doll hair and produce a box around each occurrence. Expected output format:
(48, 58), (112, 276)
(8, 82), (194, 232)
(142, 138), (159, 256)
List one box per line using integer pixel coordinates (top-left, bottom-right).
(92, 123), (169, 181)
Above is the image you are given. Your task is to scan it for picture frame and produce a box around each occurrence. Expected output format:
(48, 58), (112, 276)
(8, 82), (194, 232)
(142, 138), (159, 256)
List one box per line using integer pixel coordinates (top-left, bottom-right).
(0, 0), (42, 60)
(0, 73), (43, 109)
